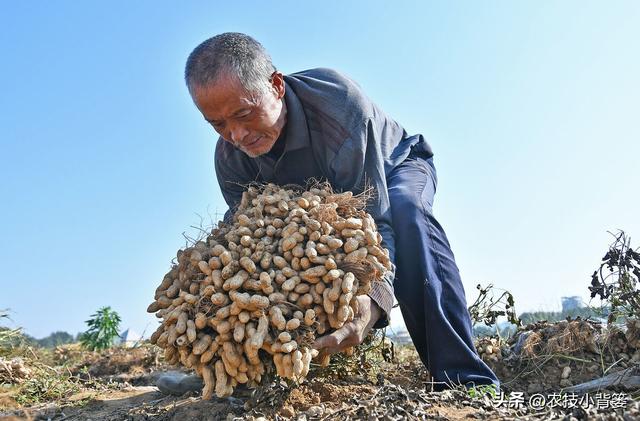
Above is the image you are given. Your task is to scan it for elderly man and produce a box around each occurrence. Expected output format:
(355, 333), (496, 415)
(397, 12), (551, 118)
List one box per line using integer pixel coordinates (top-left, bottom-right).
(182, 32), (499, 392)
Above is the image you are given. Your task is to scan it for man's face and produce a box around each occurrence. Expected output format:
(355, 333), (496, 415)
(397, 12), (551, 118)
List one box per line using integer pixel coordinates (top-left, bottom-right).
(191, 72), (287, 158)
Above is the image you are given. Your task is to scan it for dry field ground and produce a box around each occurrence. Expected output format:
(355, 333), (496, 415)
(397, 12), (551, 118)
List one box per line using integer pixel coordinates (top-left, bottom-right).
(2, 318), (640, 420)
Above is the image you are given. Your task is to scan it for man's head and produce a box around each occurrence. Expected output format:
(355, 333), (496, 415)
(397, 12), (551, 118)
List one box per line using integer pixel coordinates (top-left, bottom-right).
(185, 33), (287, 158)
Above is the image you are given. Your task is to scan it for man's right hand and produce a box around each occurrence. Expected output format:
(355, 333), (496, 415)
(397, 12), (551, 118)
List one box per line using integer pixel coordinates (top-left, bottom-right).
(312, 295), (382, 355)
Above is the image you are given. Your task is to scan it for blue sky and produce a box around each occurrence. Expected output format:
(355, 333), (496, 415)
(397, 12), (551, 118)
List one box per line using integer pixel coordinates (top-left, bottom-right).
(1, 1), (638, 337)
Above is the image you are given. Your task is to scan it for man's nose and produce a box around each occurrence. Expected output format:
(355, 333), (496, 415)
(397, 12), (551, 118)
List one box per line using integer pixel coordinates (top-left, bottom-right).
(229, 124), (249, 144)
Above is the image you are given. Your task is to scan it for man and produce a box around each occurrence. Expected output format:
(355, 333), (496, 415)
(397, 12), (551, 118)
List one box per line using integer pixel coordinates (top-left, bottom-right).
(183, 32), (499, 391)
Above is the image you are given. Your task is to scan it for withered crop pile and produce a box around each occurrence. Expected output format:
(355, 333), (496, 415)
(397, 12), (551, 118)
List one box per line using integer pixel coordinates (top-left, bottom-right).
(147, 183), (391, 399)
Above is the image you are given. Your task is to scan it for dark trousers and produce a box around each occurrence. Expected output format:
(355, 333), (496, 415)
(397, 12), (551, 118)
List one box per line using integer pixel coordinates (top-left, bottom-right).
(388, 150), (500, 391)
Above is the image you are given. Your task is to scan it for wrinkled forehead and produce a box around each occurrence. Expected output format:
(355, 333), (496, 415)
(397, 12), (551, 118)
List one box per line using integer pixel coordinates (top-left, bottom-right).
(192, 75), (261, 118)
(191, 71), (245, 100)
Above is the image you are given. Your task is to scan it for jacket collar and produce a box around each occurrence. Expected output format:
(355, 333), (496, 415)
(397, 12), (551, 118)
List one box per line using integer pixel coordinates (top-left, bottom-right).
(278, 78), (311, 153)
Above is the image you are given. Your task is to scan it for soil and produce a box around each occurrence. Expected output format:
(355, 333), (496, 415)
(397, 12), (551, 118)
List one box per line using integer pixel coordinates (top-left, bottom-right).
(3, 319), (640, 420)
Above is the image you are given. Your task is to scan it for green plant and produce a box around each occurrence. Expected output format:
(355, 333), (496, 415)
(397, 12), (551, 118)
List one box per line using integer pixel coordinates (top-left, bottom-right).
(467, 383), (498, 399)
(589, 231), (640, 323)
(468, 284), (521, 329)
(80, 307), (121, 351)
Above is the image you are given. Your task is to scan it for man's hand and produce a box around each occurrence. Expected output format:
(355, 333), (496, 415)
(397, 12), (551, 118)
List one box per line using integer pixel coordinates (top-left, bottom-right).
(313, 295), (382, 354)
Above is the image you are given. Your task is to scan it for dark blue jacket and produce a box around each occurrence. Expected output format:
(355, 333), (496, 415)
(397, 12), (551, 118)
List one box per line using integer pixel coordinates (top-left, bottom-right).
(214, 68), (433, 325)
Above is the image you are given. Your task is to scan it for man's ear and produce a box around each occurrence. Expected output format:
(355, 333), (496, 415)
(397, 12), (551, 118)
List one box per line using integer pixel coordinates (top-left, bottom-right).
(270, 71), (285, 99)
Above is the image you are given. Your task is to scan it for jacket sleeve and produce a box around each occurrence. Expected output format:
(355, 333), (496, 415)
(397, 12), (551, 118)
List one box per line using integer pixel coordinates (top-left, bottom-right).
(329, 118), (396, 328)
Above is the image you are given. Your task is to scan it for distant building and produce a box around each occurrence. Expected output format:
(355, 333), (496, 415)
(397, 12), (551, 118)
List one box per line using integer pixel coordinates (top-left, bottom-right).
(117, 328), (142, 348)
(561, 296), (583, 312)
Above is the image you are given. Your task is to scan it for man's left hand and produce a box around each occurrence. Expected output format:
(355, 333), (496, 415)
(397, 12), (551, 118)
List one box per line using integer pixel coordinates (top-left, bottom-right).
(313, 295), (382, 354)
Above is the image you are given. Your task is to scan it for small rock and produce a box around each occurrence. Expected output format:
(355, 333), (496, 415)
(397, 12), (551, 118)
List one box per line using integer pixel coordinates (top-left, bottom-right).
(306, 406), (324, 417)
(440, 390), (454, 400)
(561, 366), (571, 379)
(281, 405), (295, 418)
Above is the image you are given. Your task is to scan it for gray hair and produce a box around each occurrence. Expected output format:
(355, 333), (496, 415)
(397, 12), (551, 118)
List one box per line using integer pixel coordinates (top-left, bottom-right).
(185, 32), (276, 96)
